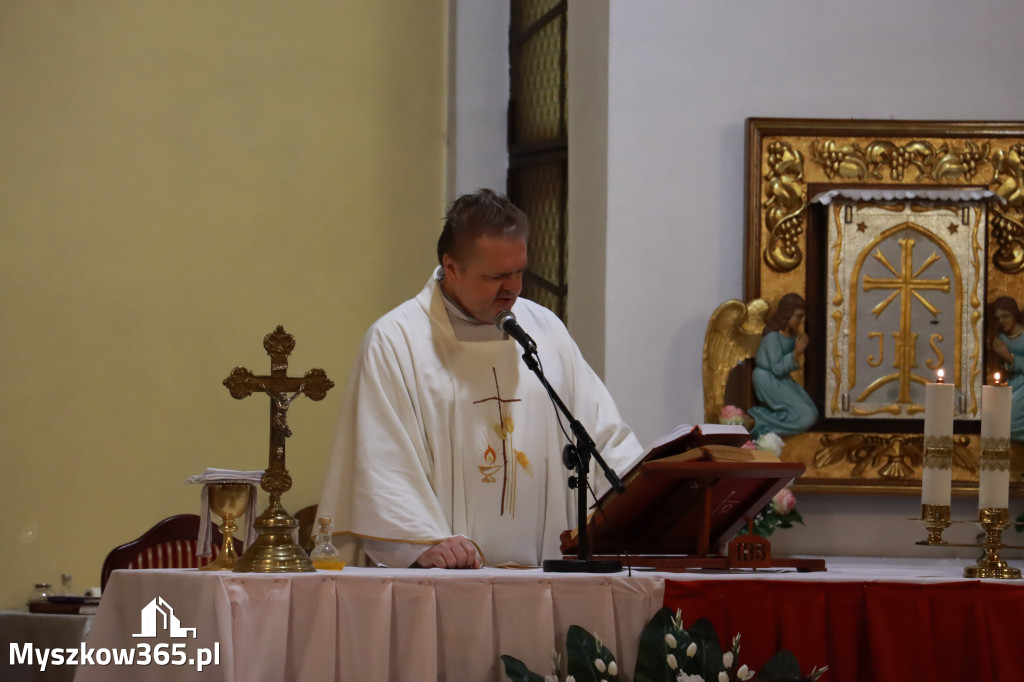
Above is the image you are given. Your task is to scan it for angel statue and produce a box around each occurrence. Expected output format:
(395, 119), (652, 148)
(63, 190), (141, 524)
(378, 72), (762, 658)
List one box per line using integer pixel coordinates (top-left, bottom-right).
(702, 294), (818, 437)
(990, 296), (1024, 442)
(701, 298), (768, 424)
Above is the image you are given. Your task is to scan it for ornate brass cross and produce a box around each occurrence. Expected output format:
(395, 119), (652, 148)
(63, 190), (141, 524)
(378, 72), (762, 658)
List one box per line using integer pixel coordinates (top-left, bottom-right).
(861, 238), (950, 408)
(223, 326), (334, 572)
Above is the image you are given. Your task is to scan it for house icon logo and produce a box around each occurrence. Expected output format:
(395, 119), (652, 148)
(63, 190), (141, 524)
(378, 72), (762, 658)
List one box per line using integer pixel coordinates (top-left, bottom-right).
(132, 597), (197, 639)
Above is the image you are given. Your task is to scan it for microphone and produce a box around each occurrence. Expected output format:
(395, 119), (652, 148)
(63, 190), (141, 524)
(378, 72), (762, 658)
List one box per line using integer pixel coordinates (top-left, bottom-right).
(494, 310), (537, 354)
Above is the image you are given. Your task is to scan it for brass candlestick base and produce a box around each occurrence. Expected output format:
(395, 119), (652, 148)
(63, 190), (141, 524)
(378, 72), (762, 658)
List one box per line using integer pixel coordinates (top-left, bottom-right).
(916, 504), (951, 546)
(201, 483), (252, 571)
(963, 508), (1022, 580)
(232, 496), (313, 573)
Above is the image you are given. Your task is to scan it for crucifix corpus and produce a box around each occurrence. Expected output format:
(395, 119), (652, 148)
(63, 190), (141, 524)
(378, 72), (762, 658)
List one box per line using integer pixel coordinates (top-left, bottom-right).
(223, 325), (334, 573)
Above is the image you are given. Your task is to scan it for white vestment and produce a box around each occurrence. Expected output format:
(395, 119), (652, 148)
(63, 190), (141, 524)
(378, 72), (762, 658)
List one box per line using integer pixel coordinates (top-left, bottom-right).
(318, 269), (644, 567)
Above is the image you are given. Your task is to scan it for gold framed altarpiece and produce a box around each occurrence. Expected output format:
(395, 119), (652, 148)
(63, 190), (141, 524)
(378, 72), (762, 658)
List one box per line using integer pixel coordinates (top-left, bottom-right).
(743, 118), (1024, 494)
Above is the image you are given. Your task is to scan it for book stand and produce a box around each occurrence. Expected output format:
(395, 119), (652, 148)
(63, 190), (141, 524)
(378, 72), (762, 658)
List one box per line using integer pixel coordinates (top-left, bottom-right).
(559, 460), (826, 572)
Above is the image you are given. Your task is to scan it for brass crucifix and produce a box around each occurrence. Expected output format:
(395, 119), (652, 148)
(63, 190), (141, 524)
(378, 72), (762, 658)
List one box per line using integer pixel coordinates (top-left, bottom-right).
(223, 325), (334, 572)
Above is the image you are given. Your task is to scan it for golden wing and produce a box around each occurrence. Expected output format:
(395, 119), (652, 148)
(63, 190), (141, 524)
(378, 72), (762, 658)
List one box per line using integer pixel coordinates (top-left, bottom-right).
(701, 299), (769, 423)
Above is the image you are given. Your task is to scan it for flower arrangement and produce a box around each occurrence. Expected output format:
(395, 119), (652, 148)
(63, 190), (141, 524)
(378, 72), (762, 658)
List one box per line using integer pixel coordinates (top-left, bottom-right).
(719, 405), (747, 426)
(753, 432), (784, 457)
(500, 607), (827, 682)
(717, 407), (804, 539)
(738, 487), (804, 539)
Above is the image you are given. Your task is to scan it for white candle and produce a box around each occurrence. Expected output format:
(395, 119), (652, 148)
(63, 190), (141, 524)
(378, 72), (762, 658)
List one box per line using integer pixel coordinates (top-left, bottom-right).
(922, 379), (955, 506)
(979, 382), (1012, 509)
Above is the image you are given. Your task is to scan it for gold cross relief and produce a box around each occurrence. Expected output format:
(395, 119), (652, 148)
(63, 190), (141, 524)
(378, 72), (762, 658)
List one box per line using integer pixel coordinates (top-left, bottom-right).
(859, 238), (949, 408)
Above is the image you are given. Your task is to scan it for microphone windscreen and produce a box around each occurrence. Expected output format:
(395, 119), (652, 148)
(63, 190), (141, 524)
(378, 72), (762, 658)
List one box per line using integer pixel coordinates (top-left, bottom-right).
(494, 310), (515, 332)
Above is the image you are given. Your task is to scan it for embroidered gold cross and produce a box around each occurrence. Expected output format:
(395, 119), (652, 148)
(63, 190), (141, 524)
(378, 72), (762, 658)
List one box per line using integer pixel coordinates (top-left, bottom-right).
(474, 367), (531, 516)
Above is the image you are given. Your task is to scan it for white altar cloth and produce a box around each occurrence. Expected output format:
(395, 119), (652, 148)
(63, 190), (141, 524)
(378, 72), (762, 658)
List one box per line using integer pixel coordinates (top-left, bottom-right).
(1, 611), (94, 682)
(70, 558), (1004, 682)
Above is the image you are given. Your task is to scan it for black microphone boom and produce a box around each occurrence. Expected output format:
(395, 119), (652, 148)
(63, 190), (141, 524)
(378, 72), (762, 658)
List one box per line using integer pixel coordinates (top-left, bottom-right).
(497, 308), (624, 573)
(494, 310), (537, 354)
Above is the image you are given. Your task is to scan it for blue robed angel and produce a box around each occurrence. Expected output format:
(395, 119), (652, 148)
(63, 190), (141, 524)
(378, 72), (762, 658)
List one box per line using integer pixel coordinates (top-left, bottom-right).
(748, 293), (818, 437)
(991, 296), (1024, 442)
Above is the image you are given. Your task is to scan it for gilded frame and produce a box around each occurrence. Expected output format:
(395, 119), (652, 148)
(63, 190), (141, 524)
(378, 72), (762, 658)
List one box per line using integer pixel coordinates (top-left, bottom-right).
(743, 118), (1024, 495)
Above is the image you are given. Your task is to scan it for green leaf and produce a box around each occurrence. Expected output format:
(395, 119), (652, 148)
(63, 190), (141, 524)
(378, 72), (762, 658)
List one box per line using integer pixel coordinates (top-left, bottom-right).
(634, 607), (687, 682)
(758, 649), (803, 682)
(500, 655), (548, 682)
(777, 510), (804, 526)
(565, 624), (617, 682)
(685, 618), (725, 679)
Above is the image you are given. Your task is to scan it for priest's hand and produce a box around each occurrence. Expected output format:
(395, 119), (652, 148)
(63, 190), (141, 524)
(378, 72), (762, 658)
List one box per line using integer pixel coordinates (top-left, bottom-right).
(414, 536), (482, 569)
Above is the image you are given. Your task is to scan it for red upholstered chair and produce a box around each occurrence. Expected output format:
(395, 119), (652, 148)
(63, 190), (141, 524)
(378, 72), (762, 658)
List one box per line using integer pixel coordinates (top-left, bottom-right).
(100, 514), (240, 590)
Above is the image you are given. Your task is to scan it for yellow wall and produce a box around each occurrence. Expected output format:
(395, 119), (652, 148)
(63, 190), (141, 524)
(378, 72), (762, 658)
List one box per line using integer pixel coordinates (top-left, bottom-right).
(0, 0), (448, 608)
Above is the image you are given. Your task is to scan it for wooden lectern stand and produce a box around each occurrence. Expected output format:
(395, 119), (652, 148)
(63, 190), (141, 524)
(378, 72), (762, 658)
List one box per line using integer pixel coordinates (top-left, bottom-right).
(559, 460), (826, 572)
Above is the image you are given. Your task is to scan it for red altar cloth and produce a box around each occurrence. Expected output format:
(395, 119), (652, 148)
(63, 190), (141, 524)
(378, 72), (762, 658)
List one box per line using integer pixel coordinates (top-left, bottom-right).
(664, 579), (1024, 682)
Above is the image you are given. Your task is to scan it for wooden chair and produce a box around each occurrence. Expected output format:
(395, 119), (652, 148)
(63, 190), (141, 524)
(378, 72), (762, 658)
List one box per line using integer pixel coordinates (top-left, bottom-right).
(294, 504), (319, 554)
(100, 514), (240, 590)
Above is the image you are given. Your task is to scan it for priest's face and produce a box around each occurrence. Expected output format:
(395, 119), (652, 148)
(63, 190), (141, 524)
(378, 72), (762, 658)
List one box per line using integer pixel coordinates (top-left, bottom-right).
(441, 233), (527, 324)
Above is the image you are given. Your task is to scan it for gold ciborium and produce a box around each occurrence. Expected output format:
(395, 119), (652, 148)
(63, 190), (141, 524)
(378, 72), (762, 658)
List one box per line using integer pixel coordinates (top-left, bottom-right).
(200, 483), (252, 571)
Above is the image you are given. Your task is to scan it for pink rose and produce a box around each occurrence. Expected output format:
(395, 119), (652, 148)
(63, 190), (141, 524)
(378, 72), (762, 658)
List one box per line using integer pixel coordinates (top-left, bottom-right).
(771, 487), (796, 515)
(740, 440), (757, 449)
(720, 405), (745, 425)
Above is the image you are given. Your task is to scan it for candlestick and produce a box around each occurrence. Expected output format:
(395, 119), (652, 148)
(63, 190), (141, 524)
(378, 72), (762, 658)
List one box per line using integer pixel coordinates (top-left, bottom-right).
(963, 508), (1022, 579)
(979, 383), (1012, 510)
(922, 378), (955, 506)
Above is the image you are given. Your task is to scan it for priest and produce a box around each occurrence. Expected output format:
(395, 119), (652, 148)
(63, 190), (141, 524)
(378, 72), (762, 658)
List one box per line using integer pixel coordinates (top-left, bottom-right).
(317, 189), (644, 568)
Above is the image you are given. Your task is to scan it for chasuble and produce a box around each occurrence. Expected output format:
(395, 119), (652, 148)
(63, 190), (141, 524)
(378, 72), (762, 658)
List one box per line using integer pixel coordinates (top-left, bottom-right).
(318, 269), (644, 567)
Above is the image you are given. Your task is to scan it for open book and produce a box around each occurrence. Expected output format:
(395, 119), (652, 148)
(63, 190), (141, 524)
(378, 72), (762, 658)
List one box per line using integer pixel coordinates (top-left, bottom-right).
(644, 423), (751, 459)
(605, 423), (775, 500)
(663, 443), (779, 464)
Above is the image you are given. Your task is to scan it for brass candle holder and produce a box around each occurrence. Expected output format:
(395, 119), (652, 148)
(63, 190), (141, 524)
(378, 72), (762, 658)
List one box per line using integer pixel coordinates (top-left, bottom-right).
(963, 507), (1022, 579)
(914, 439), (1022, 579)
(914, 506), (1023, 579)
(915, 504), (951, 546)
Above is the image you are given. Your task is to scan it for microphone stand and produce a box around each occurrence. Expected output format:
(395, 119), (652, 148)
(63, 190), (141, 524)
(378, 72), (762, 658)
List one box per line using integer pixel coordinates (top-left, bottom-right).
(518, 350), (626, 573)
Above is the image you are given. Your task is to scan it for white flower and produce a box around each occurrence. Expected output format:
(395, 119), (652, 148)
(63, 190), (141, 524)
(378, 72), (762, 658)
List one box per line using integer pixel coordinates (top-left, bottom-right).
(686, 642), (698, 658)
(723, 651), (734, 668)
(755, 432), (784, 456)
(594, 658), (606, 673)
(718, 672), (729, 682)
(566, 676), (576, 682)
(738, 664), (755, 680)
(667, 653), (679, 670)
(608, 661), (617, 676)
(665, 633), (678, 648)
(678, 674), (705, 682)
(544, 676), (557, 682)
(672, 609), (685, 631)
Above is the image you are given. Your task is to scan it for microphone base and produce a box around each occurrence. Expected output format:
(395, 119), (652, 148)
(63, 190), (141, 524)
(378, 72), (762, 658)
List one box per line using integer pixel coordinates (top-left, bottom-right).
(542, 558), (623, 573)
